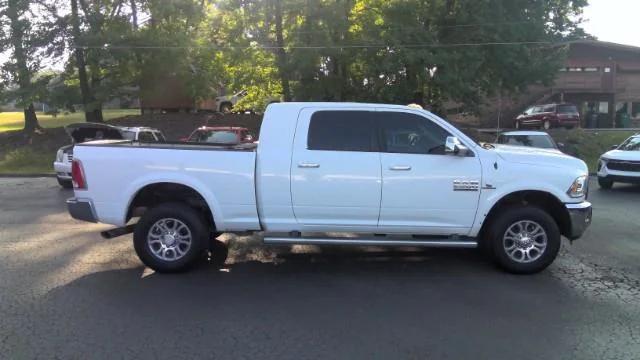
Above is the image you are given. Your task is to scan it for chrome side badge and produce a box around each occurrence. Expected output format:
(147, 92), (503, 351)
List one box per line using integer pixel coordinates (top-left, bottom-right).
(453, 180), (480, 191)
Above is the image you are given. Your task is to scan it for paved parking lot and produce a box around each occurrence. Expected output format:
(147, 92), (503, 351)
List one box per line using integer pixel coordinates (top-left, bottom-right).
(1, 177), (639, 359)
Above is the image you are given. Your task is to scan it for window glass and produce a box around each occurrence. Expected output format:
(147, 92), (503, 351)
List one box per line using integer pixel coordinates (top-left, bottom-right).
(378, 112), (451, 155)
(307, 111), (377, 152)
(557, 104), (578, 114)
(542, 105), (555, 113)
(199, 131), (239, 144)
(138, 132), (157, 142)
(632, 102), (640, 119)
(532, 106), (542, 113)
(618, 136), (640, 151)
(121, 131), (136, 140)
(523, 107), (534, 115)
(154, 132), (166, 142)
(497, 134), (556, 149)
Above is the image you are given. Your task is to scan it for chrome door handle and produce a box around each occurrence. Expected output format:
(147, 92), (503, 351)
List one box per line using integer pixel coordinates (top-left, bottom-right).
(389, 165), (411, 171)
(298, 162), (320, 168)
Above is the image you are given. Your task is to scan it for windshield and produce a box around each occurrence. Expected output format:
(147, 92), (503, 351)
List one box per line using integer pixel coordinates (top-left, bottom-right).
(557, 104), (579, 114)
(497, 134), (556, 149)
(191, 130), (239, 144)
(617, 136), (640, 151)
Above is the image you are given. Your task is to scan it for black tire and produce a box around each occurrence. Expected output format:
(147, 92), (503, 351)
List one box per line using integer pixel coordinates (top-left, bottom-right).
(133, 202), (208, 273)
(57, 177), (73, 189)
(220, 103), (232, 113)
(208, 239), (229, 267)
(486, 206), (561, 274)
(598, 177), (613, 190)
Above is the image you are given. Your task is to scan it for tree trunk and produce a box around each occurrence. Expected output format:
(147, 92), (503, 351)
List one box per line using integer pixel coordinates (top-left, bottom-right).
(130, 0), (138, 30)
(23, 104), (40, 134)
(274, 0), (291, 102)
(71, 0), (102, 122)
(7, 0), (42, 135)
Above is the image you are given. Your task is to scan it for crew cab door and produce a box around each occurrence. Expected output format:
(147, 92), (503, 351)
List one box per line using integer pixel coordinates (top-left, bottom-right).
(290, 108), (381, 229)
(376, 109), (481, 234)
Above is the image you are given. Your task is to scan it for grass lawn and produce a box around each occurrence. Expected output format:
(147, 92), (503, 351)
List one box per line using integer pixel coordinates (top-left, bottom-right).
(0, 148), (54, 175)
(0, 109), (140, 133)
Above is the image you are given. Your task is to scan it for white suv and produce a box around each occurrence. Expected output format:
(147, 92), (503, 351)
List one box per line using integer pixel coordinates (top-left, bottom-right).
(597, 133), (640, 189)
(54, 124), (165, 188)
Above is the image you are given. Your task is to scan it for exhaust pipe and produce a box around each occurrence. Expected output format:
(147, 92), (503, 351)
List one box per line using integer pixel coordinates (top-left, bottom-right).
(100, 224), (136, 239)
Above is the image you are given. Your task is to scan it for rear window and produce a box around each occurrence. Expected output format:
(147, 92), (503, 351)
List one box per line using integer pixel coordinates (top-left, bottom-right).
(497, 134), (556, 149)
(193, 130), (239, 144)
(557, 104), (579, 114)
(307, 111), (377, 152)
(542, 105), (556, 113)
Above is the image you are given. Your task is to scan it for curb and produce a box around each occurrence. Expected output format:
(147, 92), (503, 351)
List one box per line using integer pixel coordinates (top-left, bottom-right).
(0, 174), (56, 178)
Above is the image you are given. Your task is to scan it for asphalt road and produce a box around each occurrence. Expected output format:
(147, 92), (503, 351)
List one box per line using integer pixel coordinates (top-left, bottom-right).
(0, 177), (639, 360)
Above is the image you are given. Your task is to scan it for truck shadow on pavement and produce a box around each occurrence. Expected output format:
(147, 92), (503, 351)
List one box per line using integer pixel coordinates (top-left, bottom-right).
(31, 248), (607, 359)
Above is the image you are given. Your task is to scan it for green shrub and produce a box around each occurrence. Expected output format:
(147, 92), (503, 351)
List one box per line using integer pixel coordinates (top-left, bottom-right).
(0, 148), (54, 174)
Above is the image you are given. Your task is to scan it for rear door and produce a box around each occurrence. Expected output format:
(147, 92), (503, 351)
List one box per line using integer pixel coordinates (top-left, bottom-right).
(377, 109), (482, 234)
(290, 108), (382, 229)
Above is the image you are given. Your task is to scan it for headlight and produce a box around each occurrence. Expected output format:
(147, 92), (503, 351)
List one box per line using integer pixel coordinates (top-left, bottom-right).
(567, 175), (588, 198)
(56, 149), (64, 162)
(597, 157), (607, 171)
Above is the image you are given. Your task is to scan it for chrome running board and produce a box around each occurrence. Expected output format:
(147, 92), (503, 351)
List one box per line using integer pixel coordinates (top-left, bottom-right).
(263, 234), (477, 248)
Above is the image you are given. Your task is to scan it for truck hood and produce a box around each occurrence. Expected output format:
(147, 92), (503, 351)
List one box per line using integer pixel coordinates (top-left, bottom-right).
(492, 144), (587, 171)
(601, 149), (640, 161)
(64, 123), (124, 143)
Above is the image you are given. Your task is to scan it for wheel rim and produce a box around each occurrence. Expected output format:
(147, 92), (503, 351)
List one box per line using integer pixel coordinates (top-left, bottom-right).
(502, 220), (547, 263)
(543, 121), (550, 129)
(147, 218), (192, 262)
(515, 121), (520, 129)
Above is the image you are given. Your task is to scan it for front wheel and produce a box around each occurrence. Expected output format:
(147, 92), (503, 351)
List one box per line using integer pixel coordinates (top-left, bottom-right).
(57, 177), (73, 189)
(598, 177), (613, 190)
(542, 120), (551, 130)
(133, 202), (208, 273)
(514, 120), (521, 129)
(486, 206), (561, 274)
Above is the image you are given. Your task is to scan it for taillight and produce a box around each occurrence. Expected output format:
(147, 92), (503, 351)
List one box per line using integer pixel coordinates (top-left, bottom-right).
(71, 159), (87, 189)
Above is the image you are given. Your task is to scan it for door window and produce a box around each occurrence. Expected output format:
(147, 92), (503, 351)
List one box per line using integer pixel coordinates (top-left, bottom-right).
(307, 111), (377, 152)
(378, 112), (451, 155)
(138, 131), (157, 142)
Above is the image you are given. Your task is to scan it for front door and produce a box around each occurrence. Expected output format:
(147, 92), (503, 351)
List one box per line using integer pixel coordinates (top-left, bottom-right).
(290, 108), (382, 229)
(376, 109), (482, 235)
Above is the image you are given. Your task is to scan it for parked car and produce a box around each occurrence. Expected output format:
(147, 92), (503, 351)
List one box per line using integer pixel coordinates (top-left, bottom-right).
(182, 126), (255, 145)
(597, 133), (640, 189)
(67, 102), (591, 274)
(215, 90), (248, 113)
(514, 103), (581, 130)
(54, 124), (165, 188)
(496, 131), (564, 152)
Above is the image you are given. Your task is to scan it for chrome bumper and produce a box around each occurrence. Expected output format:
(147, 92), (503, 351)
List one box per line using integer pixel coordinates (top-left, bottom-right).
(565, 201), (592, 240)
(67, 198), (98, 223)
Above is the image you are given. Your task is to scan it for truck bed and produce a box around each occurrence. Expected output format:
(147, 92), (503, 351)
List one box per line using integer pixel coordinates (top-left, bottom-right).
(73, 139), (261, 230)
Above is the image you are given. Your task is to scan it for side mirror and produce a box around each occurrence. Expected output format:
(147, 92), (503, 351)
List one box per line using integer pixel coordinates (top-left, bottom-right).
(557, 142), (565, 150)
(610, 144), (618, 150)
(445, 136), (470, 156)
(244, 134), (254, 142)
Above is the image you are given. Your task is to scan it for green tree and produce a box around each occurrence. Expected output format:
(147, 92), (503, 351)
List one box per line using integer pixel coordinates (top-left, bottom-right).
(0, 0), (55, 134)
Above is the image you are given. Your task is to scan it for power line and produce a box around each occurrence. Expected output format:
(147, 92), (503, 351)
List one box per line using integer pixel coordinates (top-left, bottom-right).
(67, 41), (556, 50)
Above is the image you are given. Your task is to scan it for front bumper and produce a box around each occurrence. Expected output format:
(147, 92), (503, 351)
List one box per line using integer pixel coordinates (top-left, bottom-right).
(54, 161), (72, 179)
(67, 198), (98, 223)
(565, 201), (592, 240)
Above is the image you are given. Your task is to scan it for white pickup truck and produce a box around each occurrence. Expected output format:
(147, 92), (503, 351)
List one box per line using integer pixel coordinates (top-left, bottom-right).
(67, 103), (592, 274)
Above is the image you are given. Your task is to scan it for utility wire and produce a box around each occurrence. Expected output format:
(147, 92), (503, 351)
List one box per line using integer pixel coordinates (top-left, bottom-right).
(66, 41), (556, 50)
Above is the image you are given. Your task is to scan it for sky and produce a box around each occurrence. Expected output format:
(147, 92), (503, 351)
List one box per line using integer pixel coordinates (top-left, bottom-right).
(1, 1), (639, 69)
(581, 0), (640, 47)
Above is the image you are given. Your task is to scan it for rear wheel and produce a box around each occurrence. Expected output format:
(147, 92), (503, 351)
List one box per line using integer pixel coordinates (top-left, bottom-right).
(220, 102), (232, 113)
(57, 177), (73, 189)
(133, 202), (208, 273)
(486, 206), (561, 274)
(598, 177), (614, 190)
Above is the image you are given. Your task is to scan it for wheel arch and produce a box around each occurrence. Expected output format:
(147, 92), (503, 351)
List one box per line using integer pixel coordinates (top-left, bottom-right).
(125, 180), (221, 231)
(478, 190), (571, 240)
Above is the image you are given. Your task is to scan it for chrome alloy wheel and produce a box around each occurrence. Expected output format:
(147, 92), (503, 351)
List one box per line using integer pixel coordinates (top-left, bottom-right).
(502, 220), (548, 263)
(147, 218), (192, 262)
